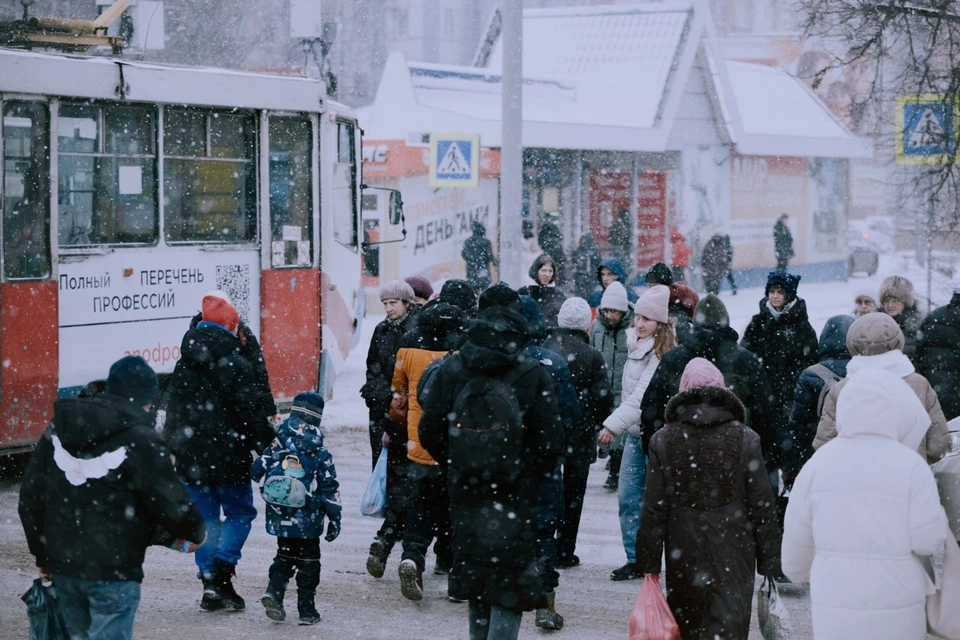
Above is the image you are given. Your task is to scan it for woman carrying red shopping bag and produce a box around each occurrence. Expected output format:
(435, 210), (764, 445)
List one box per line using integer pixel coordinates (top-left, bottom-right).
(635, 358), (782, 640)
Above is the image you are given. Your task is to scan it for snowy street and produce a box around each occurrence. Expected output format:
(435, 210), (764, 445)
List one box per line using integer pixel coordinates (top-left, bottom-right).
(1, 260), (950, 639)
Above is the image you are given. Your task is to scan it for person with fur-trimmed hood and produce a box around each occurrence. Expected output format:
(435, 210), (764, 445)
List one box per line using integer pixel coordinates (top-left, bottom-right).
(813, 312), (949, 463)
(518, 254), (567, 328)
(251, 393), (341, 625)
(740, 272), (819, 467)
(879, 275), (925, 364)
(636, 358), (782, 640)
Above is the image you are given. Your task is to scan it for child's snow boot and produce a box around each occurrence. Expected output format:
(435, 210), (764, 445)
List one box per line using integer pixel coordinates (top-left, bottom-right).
(398, 558), (424, 601)
(366, 537), (391, 579)
(213, 558), (245, 611)
(535, 590), (565, 630)
(296, 557), (322, 625)
(261, 555), (295, 622)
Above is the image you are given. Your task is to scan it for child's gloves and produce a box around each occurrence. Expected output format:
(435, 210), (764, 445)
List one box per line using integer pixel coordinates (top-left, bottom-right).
(325, 520), (341, 542)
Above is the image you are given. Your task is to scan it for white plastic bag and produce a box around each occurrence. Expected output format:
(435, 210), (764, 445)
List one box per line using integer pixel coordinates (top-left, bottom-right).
(757, 577), (793, 640)
(359, 447), (387, 518)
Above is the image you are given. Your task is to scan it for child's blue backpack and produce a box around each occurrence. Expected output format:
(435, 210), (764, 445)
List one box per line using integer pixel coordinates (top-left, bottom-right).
(262, 452), (316, 509)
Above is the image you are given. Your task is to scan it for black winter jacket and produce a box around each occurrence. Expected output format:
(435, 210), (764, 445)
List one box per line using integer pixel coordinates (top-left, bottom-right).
(636, 386), (781, 640)
(740, 298), (819, 445)
(781, 315), (854, 476)
(163, 324), (275, 484)
(517, 284), (566, 329)
(542, 328), (613, 434)
(917, 294), (960, 420)
(190, 313), (276, 416)
(461, 225), (497, 290)
(419, 305), (565, 611)
(640, 323), (779, 462)
(892, 306), (925, 365)
(360, 308), (418, 414)
(19, 395), (205, 582)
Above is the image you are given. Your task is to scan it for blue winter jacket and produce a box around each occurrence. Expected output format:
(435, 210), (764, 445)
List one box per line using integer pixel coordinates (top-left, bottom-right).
(520, 296), (582, 442)
(251, 416), (342, 538)
(587, 258), (639, 308)
(781, 315), (854, 476)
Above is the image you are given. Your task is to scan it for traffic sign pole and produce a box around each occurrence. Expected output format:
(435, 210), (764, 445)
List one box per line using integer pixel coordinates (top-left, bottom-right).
(499, 0), (523, 288)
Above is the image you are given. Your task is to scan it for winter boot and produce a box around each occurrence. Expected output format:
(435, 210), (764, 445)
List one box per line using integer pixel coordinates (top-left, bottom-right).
(213, 558), (245, 611)
(366, 537), (391, 579)
(535, 590), (565, 630)
(296, 558), (322, 625)
(261, 555), (295, 622)
(199, 574), (223, 612)
(398, 558), (424, 601)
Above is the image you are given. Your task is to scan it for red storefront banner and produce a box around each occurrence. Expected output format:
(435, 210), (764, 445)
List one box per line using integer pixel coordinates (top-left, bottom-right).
(589, 170), (666, 268)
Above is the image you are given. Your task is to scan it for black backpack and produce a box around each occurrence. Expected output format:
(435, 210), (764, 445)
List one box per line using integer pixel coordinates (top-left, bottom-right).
(448, 359), (537, 485)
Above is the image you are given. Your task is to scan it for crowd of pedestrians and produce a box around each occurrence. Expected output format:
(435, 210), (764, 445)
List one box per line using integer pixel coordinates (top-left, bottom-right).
(15, 219), (960, 640)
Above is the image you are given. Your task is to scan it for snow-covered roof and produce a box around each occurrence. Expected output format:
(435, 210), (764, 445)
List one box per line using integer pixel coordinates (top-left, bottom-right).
(483, 3), (692, 129)
(362, 3), (870, 158)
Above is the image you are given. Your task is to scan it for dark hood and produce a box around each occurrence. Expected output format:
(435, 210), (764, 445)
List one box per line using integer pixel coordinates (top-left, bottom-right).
(756, 296), (812, 325)
(415, 301), (468, 351)
(460, 306), (529, 374)
(277, 415), (325, 455)
(471, 221), (486, 237)
(819, 315), (855, 360)
(519, 295), (547, 344)
(180, 323), (241, 366)
(53, 394), (147, 455)
(683, 323), (740, 358)
(665, 385), (746, 426)
(596, 257), (627, 285)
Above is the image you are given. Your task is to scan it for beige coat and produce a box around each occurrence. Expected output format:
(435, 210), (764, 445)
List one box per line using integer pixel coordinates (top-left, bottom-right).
(814, 351), (949, 463)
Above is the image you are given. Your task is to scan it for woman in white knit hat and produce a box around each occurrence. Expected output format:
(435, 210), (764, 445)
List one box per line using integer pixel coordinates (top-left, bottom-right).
(597, 285), (675, 581)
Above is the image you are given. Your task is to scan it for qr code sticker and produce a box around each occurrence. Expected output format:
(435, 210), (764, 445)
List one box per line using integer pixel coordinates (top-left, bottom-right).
(216, 264), (251, 324)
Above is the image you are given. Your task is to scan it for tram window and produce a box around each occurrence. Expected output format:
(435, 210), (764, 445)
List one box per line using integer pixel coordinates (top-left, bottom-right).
(333, 121), (358, 249)
(2, 102), (50, 280)
(163, 108), (257, 243)
(268, 116), (312, 267)
(57, 103), (157, 246)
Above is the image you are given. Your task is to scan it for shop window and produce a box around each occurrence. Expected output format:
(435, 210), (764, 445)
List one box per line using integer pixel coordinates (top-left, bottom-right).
(333, 121), (358, 249)
(269, 116), (313, 267)
(58, 104), (157, 246)
(2, 101), (50, 279)
(163, 108), (256, 243)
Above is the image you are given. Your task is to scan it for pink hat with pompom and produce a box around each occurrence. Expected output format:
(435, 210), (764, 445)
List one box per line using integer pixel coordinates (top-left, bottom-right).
(679, 357), (726, 391)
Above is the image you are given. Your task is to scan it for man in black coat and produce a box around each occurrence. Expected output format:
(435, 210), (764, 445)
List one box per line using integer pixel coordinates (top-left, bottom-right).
(20, 356), (205, 640)
(781, 315), (854, 485)
(640, 294), (780, 473)
(163, 291), (274, 612)
(917, 283), (960, 420)
(419, 301), (565, 639)
(461, 221), (498, 292)
(543, 296), (613, 569)
(773, 214), (794, 272)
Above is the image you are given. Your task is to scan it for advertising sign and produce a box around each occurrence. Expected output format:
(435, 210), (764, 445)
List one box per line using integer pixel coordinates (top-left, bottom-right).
(58, 250), (260, 386)
(636, 172), (666, 268)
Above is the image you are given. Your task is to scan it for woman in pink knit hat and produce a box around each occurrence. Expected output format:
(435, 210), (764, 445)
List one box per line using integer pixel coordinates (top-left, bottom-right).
(597, 285), (675, 581)
(634, 357), (782, 640)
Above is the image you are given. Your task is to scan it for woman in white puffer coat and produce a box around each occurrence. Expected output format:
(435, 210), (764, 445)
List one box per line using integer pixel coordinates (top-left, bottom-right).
(597, 285), (675, 581)
(783, 367), (948, 640)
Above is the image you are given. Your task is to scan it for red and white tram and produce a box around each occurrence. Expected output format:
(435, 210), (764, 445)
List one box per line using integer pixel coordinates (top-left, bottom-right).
(0, 47), (386, 452)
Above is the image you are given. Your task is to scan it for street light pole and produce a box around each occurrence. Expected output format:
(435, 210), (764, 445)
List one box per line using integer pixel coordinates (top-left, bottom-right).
(499, 0), (524, 287)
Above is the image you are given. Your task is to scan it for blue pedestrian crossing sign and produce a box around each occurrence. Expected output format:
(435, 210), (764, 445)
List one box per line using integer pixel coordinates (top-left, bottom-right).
(896, 94), (957, 164)
(429, 134), (480, 187)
